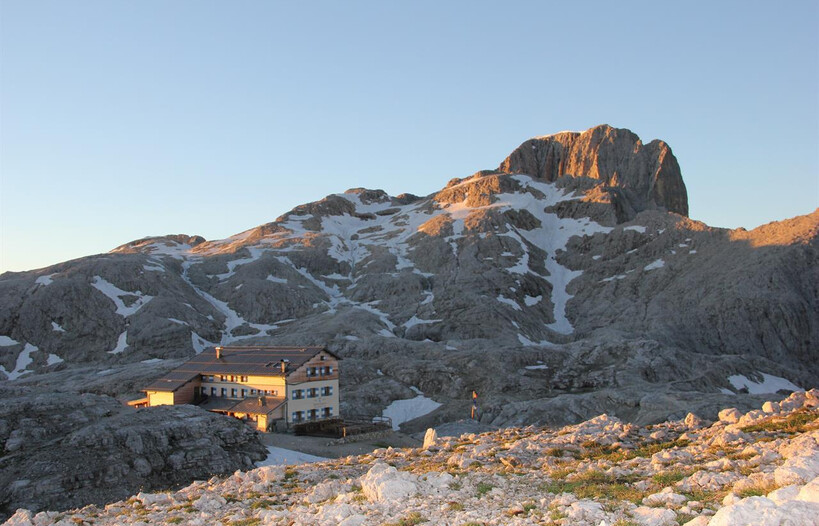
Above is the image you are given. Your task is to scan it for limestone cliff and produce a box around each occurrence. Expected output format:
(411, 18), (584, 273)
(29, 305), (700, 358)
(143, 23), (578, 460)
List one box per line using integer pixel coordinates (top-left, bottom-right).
(498, 125), (688, 219)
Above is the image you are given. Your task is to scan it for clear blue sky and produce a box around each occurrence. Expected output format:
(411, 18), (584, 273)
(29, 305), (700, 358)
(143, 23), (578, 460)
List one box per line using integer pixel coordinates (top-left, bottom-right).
(1, 1), (817, 273)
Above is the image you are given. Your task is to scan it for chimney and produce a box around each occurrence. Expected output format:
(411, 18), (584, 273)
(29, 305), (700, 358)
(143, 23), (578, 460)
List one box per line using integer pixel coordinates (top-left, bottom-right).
(258, 397), (263, 406)
(215, 346), (222, 359)
(280, 360), (286, 373)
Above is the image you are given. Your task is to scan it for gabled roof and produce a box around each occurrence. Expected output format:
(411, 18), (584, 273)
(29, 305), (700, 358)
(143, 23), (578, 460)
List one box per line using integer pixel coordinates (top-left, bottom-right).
(143, 370), (200, 392)
(143, 346), (338, 392)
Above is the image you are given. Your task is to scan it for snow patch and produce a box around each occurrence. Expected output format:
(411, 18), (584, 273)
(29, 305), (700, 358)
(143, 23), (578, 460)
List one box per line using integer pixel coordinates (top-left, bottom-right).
(524, 295), (542, 306)
(141, 358), (164, 364)
(51, 322), (66, 332)
(624, 225), (646, 233)
(0, 336), (19, 346)
(266, 275), (288, 284)
(35, 274), (55, 286)
(381, 395), (442, 430)
(497, 295), (522, 311)
(46, 353), (63, 365)
(109, 331), (128, 354)
(191, 331), (217, 354)
(256, 446), (327, 467)
(643, 259), (665, 271)
(403, 316), (442, 330)
(91, 276), (153, 316)
(0, 343), (38, 380)
(728, 373), (801, 394)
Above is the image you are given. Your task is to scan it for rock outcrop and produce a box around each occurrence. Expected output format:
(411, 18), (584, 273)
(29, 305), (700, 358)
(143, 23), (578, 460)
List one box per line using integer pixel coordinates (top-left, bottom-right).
(498, 125), (688, 219)
(0, 389), (266, 520)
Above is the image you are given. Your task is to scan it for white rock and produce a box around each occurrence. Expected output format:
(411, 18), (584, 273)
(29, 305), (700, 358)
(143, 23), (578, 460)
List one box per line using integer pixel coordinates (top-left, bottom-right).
(136, 491), (172, 507)
(338, 515), (367, 526)
(774, 453), (819, 486)
(423, 428), (439, 449)
(718, 408), (741, 424)
(3, 509), (34, 526)
(630, 505), (677, 525)
(796, 476), (819, 504)
(708, 495), (819, 526)
(767, 484), (800, 505)
(681, 517), (709, 526)
(761, 401), (780, 414)
(359, 462), (417, 503)
(643, 487), (687, 508)
(566, 500), (606, 522)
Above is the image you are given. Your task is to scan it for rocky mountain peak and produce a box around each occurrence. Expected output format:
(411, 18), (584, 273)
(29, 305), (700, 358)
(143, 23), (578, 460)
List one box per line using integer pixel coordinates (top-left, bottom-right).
(498, 124), (689, 220)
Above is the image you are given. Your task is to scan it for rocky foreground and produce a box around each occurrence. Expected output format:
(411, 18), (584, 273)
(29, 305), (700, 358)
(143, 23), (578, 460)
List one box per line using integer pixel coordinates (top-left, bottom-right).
(6, 391), (819, 526)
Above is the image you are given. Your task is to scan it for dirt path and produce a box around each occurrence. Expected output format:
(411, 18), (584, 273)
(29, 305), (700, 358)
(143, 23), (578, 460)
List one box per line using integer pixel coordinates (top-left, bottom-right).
(259, 430), (422, 459)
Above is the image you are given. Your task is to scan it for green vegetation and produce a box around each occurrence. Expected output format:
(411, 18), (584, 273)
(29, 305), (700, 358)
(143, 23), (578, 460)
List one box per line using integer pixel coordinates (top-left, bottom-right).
(227, 519), (261, 526)
(741, 409), (819, 434)
(540, 470), (645, 503)
(166, 518), (184, 524)
(476, 482), (494, 497)
(249, 499), (278, 510)
(383, 512), (427, 526)
(448, 501), (465, 511)
(652, 468), (691, 486)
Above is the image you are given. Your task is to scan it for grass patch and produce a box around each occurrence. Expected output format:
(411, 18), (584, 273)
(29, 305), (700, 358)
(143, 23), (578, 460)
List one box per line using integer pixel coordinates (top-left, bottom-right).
(227, 520), (261, 526)
(167, 519), (184, 525)
(384, 512), (427, 526)
(736, 480), (779, 498)
(476, 482), (494, 497)
(740, 409), (819, 434)
(448, 501), (465, 511)
(249, 499), (278, 510)
(652, 468), (691, 486)
(540, 470), (645, 503)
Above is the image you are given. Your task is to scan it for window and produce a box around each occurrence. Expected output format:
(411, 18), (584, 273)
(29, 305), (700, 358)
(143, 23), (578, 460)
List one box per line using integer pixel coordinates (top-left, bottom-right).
(241, 389), (247, 398)
(231, 388), (237, 397)
(211, 387), (217, 396)
(322, 407), (332, 418)
(230, 375), (236, 382)
(292, 411), (304, 422)
(308, 409), (318, 420)
(321, 386), (333, 396)
(291, 389), (304, 400)
(320, 355), (326, 361)
(250, 389), (257, 395)
(240, 376), (248, 382)
(208, 375), (214, 382)
(221, 388), (227, 397)
(220, 375), (227, 382)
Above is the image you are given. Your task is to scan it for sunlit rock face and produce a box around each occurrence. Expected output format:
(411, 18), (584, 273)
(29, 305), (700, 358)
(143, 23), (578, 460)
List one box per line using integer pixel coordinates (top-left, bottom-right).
(498, 125), (689, 219)
(0, 124), (816, 431)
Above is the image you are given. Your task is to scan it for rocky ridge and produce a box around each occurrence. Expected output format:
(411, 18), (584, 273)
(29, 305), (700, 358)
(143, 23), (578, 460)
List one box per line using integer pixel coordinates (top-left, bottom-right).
(0, 389), (266, 520)
(6, 390), (819, 526)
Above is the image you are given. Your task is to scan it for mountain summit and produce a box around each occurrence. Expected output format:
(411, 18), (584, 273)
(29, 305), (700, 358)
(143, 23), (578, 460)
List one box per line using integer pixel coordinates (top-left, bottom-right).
(499, 125), (688, 219)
